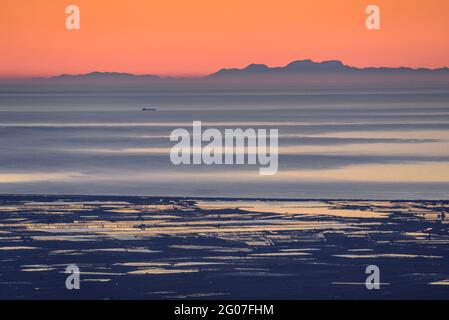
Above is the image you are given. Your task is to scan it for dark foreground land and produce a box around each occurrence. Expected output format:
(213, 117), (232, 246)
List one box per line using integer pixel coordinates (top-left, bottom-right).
(0, 195), (448, 299)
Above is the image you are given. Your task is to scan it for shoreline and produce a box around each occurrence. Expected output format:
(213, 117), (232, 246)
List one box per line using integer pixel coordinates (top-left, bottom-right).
(1, 193), (449, 203)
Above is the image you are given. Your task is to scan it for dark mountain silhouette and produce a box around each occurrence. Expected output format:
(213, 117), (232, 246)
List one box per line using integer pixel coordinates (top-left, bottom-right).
(34, 59), (449, 82)
(2, 59), (448, 92)
(52, 71), (160, 80)
(209, 59), (449, 78)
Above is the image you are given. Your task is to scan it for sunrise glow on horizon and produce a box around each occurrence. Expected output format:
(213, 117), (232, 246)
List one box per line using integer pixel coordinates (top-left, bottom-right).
(1, 0), (449, 78)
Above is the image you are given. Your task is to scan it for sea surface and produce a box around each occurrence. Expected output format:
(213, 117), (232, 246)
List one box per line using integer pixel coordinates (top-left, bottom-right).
(1, 89), (449, 199)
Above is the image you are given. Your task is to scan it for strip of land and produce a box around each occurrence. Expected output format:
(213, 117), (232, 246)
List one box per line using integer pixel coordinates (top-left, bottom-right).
(0, 195), (448, 299)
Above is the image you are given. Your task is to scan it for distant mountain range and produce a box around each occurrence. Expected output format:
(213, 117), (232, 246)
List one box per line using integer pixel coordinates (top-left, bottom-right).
(208, 59), (449, 78)
(51, 71), (160, 80)
(43, 59), (449, 81)
(2, 59), (448, 92)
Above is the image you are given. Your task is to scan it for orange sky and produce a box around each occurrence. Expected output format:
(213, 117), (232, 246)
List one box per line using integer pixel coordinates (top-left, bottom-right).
(1, 0), (448, 78)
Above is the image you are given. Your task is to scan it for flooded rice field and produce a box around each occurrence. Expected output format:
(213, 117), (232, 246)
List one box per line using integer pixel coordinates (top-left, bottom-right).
(0, 195), (448, 299)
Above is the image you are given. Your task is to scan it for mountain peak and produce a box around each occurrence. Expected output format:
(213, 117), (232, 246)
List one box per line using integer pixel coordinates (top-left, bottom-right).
(244, 63), (270, 71)
(209, 59), (352, 77)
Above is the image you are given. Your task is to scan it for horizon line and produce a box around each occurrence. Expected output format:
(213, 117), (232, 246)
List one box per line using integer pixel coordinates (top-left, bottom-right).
(1, 58), (449, 81)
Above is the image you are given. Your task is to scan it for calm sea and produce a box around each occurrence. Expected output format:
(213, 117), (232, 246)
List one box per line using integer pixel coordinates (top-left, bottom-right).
(1, 89), (449, 199)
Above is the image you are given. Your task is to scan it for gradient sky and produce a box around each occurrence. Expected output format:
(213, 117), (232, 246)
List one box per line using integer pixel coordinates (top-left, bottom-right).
(1, 0), (448, 78)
